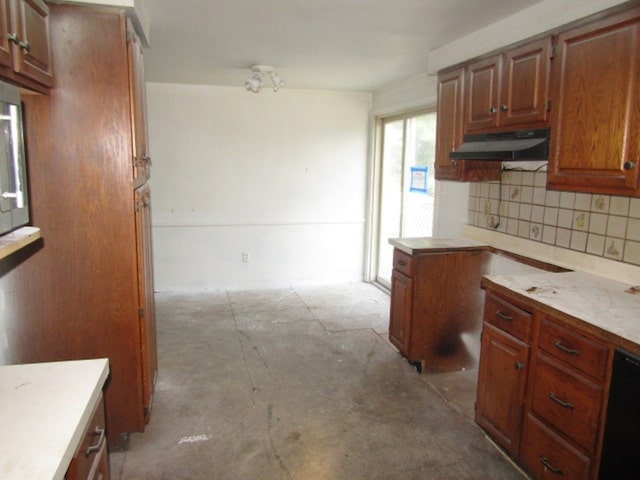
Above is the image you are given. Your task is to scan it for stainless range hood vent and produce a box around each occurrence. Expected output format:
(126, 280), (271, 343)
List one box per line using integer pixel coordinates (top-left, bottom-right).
(450, 128), (550, 161)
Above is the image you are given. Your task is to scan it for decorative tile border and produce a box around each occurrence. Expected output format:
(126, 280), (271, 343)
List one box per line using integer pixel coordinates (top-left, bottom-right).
(468, 171), (640, 266)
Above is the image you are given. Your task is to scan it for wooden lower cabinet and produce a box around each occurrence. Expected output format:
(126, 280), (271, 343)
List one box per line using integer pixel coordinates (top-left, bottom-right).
(389, 268), (412, 355)
(388, 246), (491, 372)
(528, 353), (605, 454)
(475, 323), (529, 457)
(65, 393), (110, 480)
(476, 288), (613, 480)
(521, 414), (591, 480)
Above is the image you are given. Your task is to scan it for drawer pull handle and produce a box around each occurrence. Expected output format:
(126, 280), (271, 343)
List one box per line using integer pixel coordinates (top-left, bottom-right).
(540, 456), (564, 475)
(554, 341), (580, 356)
(549, 392), (574, 410)
(86, 426), (106, 456)
(397, 260), (407, 267)
(495, 311), (513, 322)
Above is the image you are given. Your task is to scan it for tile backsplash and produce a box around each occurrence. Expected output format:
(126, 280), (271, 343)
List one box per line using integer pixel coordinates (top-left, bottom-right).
(467, 170), (640, 266)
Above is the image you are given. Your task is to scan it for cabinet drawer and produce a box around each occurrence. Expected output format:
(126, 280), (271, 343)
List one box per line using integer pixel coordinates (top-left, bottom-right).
(65, 393), (109, 480)
(538, 316), (611, 382)
(530, 354), (604, 453)
(392, 249), (414, 277)
(483, 293), (532, 342)
(521, 413), (592, 480)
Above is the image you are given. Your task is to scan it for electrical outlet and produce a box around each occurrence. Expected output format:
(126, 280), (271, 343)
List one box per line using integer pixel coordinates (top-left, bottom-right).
(241, 252), (250, 263)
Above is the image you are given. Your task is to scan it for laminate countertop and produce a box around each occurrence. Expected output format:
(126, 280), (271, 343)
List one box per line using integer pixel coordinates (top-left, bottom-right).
(389, 237), (489, 255)
(483, 271), (640, 356)
(0, 358), (109, 480)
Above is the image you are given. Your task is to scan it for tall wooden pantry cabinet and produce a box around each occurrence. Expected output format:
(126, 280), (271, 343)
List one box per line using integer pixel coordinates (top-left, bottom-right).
(15, 4), (157, 448)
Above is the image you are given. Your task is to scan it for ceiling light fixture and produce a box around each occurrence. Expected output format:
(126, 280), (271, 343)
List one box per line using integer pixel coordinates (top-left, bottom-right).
(244, 65), (284, 93)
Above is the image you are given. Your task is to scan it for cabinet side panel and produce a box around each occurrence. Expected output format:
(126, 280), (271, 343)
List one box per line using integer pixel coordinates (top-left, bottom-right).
(18, 4), (143, 447)
(410, 250), (491, 371)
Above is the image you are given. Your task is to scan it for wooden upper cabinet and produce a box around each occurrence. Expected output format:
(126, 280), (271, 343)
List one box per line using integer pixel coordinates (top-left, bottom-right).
(0, 0), (52, 89)
(435, 67), (501, 181)
(501, 37), (551, 127)
(465, 55), (501, 132)
(0, 1), (12, 68)
(12, 0), (52, 86)
(464, 38), (551, 133)
(128, 18), (150, 188)
(435, 67), (464, 180)
(547, 8), (640, 196)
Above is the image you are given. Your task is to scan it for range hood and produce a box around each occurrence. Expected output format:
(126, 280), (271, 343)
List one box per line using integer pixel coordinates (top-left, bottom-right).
(450, 128), (550, 161)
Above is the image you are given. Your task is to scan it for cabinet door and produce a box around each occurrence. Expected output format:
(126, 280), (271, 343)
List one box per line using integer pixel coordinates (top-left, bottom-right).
(389, 268), (412, 357)
(465, 55), (501, 132)
(548, 9), (640, 195)
(135, 184), (157, 423)
(475, 323), (529, 457)
(501, 38), (551, 127)
(435, 68), (464, 180)
(10, 0), (52, 86)
(0, 0), (12, 68)
(128, 19), (150, 188)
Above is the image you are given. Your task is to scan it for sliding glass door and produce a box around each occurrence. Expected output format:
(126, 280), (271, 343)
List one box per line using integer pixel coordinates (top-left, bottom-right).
(375, 111), (436, 288)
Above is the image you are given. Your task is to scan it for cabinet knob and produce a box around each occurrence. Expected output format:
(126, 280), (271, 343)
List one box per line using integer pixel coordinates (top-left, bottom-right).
(488, 107), (497, 114)
(7, 32), (19, 44)
(623, 160), (636, 170)
(500, 104), (508, 112)
(514, 361), (524, 371)
(19, 40), (31, 52)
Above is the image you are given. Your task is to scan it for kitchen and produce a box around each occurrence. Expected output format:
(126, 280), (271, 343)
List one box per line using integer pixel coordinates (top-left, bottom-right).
(0, 0), (639, 479)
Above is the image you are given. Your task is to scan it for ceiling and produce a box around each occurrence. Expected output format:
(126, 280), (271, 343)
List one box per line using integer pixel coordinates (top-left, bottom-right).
(142, 0), (545, 92)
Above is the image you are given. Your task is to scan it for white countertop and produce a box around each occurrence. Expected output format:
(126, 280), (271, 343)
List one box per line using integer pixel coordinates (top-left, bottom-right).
(484, 271), (640, 349)
(0, 358), (109, 480)
(389, 236), (488, 254)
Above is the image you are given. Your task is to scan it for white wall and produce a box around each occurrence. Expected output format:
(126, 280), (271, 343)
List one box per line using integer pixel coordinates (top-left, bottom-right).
(147, 83), (371, 291)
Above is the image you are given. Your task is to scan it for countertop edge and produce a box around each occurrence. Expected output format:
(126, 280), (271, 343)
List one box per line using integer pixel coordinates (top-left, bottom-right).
(389, 236), (490, 255)
(481, 274), (640, 357)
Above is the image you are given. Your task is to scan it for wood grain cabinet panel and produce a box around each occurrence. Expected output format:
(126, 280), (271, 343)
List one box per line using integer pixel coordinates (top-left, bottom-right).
(388, 248), (491, 372)
(538, 316), (611, 382)
(465, 55), (501, 132)
(547, 7), (640, 195)
(389, 268), (412, 355)
(476, 322), (530, 457)
(464, 38), (551, 133)
(521, 413), (592, 480)
(529, 353), (605, 454)
(501, 37), (551, 127)
(0, 0), (52, 90)
(135, 183), (157, 424)
(483, 292), (533, 342)
(18, 4), (156, 449)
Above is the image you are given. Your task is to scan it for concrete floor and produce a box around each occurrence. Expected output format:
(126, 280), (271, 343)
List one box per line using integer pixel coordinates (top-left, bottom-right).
(109, 282), (524, 480)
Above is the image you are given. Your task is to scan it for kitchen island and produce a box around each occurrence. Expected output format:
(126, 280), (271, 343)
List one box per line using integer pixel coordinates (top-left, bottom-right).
(387, 237), (492, 372)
